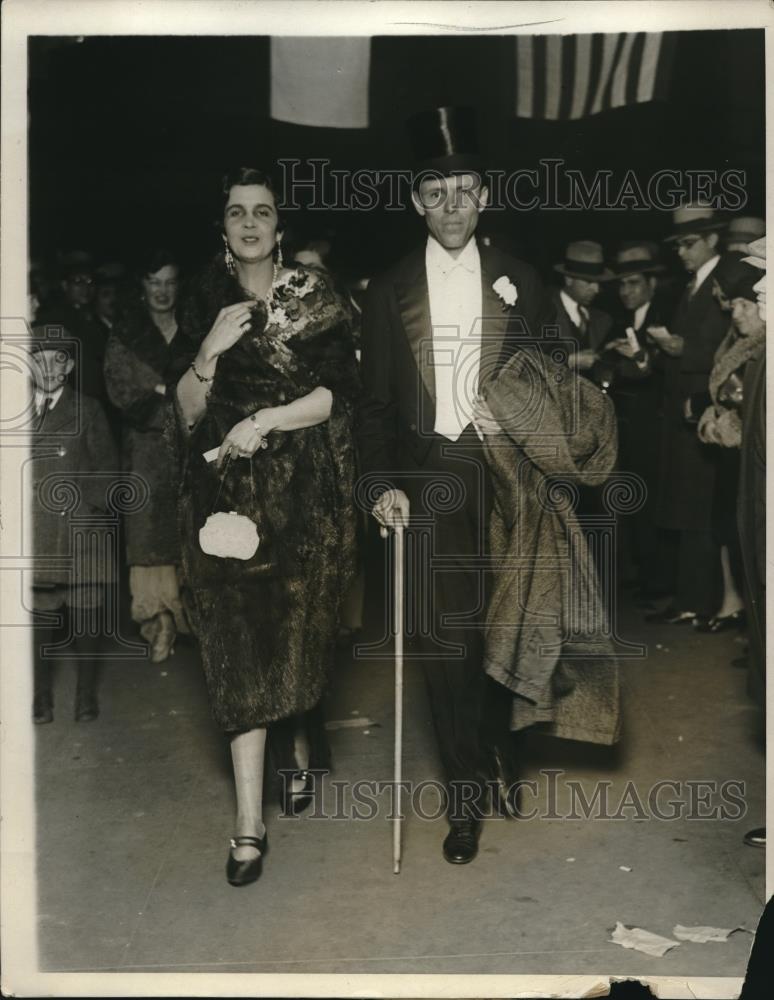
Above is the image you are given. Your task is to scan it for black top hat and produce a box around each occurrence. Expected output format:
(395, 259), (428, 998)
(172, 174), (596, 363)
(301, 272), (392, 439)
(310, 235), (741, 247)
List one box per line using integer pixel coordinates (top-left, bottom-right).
(406, 106), (483, 177)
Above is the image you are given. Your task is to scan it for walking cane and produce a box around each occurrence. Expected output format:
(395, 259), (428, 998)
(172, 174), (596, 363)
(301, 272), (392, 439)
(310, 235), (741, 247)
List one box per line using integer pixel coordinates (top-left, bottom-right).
(391, 522), (405, 874)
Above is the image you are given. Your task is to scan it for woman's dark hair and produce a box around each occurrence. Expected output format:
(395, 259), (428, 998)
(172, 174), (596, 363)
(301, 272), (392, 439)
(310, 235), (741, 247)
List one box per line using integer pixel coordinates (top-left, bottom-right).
(138, 248), (180, 280)
(220, 167), (284, 231)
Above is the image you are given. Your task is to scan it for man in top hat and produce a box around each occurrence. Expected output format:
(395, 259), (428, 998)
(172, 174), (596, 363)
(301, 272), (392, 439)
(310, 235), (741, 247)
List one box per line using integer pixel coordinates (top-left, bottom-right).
(357, 106), (555, 864)
(647, 203), (728, 624)
(725, 215), (766, 255)
(601, 242), (673, 598)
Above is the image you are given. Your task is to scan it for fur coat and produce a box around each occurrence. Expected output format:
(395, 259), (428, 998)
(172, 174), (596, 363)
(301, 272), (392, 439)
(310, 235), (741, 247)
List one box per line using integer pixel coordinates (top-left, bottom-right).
(104, 305), (190, 565)
(481, 348), (621, 745)
(170, 263), (359, 731)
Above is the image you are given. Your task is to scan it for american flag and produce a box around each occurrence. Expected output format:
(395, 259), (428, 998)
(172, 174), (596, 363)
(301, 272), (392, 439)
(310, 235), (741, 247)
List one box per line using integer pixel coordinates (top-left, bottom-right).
(513, 33), (676, 120)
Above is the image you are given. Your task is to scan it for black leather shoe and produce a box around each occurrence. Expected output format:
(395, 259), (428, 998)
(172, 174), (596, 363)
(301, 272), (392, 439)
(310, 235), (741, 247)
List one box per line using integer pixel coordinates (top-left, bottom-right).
(75, 690), (99, 722)
(33, 694), (53, 725)
(645, 606), (697, 625)
(693, 610), (746, 633)
(226, 831), (268, 886)
(743, 826), (766, 848)
(442, 818), (480, 865)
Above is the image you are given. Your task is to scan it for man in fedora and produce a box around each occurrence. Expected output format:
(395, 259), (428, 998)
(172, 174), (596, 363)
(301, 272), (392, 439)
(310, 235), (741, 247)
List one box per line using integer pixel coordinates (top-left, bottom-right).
(601, 242), (672, 599)
(725, 215), (765, 255)
(357, 106), (554, 864)
(552, 240), (614, 380)
(647, 203), (728, 624)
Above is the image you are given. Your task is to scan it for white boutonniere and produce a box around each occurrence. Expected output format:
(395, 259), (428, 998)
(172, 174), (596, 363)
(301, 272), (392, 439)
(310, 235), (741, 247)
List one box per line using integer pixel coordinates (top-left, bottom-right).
(493, 275), (518, 309)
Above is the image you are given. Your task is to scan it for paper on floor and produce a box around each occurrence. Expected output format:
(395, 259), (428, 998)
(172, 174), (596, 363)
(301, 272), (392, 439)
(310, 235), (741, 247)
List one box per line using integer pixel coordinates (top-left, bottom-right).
(325, 716), (380, 730)
(609, 921), (680, 957)
(673, 923), (746, 943)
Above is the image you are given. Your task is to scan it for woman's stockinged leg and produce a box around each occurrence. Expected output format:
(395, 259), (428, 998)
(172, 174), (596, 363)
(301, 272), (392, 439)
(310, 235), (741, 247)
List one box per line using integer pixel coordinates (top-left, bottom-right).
(230, 726), (267, 861)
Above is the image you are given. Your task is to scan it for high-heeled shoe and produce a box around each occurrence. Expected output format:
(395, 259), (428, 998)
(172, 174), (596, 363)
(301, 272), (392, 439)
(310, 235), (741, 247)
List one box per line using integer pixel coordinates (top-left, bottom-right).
(226, 830), (268, 887)
(693, 609), (746, 633)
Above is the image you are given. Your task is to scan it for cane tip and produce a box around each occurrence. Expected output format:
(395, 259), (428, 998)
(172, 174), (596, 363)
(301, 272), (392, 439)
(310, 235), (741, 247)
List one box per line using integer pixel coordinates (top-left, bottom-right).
(393, 860), (401, 874)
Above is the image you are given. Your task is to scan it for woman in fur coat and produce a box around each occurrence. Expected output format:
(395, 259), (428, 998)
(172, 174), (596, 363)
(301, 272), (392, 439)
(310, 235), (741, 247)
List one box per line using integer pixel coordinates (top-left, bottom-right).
(104, 250), (192, 661)
(172, 167), (359, 887)
(694, 255), (766, 632)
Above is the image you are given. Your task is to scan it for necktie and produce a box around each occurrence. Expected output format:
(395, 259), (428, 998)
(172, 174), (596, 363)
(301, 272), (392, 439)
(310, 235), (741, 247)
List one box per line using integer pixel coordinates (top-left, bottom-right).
(687, 275), (698, 298)
(578, 306), (590, 339)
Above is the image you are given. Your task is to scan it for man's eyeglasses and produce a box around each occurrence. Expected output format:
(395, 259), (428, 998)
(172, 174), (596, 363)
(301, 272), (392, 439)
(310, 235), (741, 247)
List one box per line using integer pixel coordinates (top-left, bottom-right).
(69, 276), (94, 286)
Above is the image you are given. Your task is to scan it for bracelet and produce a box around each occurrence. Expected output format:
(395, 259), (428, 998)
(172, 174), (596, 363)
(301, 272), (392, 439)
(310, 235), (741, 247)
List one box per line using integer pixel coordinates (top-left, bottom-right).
(190, 360), (214, 384)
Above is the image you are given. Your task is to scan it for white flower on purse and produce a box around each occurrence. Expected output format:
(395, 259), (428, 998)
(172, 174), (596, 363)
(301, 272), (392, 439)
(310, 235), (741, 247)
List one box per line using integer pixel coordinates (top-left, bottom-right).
(493, 275), (518, 308)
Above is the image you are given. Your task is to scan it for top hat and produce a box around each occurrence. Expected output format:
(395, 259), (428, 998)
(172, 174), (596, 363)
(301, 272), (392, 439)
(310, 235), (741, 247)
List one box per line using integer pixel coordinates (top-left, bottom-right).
(663, 203), (727, 242)
(711, 252), (761, 304)
(554, 240), (614, 282)
(613, 241), (665, 278)
(726, 215), (766, 248)
(406, 106), (484, 177)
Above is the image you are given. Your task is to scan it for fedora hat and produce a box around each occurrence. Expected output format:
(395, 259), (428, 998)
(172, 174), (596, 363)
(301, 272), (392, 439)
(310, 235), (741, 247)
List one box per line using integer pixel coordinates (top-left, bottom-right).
(554, 240), (614, 282)
(726, 215), (765, 248)
(406, 106), (484, 178)
(613, 241), (665, 278)
(663, 203), (727, 242)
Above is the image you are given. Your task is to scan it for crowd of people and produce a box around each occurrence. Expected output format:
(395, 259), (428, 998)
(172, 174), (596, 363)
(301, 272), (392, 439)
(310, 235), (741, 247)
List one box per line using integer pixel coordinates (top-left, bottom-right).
(26, 105), (767, 884)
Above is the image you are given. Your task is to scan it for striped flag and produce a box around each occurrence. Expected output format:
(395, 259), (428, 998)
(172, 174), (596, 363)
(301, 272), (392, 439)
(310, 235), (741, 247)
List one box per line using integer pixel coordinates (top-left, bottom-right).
(514, 33), (675, 120)
(270, 37), (371, 128)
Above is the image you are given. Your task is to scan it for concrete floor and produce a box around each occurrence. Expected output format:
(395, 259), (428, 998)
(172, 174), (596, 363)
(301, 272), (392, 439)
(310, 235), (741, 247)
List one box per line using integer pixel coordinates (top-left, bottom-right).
(35, 592), (764, 981)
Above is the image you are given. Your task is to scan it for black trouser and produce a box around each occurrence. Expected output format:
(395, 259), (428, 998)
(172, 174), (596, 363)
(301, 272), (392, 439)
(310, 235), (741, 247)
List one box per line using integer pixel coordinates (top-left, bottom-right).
(33, 620), (100, 705)
(406, 425), (514, 820)
(675, 529), (720, 618)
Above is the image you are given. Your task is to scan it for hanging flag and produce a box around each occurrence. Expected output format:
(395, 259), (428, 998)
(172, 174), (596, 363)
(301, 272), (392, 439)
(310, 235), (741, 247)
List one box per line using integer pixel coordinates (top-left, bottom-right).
(270, 37), (371, 128)
(514, 32), (675, 120)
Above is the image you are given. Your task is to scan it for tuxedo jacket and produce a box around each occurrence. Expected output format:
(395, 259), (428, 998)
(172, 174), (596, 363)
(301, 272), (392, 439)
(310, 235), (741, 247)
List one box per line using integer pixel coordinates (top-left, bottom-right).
(357, 241), (555, 488)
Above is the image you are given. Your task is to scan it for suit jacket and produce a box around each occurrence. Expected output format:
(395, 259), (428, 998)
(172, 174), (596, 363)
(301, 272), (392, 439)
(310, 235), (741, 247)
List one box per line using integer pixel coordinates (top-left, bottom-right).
(656, 268), (729, 530)
(357, 240), (555, 489)
(550, 288), (613, 354)
(29, 385), (119, 585)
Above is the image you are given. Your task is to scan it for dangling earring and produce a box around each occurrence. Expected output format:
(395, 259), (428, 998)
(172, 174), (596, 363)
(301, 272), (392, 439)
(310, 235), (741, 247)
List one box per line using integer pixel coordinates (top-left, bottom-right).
(275, 239), (284, 269)
(222, 234), (235, 276)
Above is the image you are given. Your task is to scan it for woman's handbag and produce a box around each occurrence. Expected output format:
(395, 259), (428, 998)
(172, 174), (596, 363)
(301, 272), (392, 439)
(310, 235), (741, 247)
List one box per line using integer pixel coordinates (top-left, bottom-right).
(187, 450), (278, 585)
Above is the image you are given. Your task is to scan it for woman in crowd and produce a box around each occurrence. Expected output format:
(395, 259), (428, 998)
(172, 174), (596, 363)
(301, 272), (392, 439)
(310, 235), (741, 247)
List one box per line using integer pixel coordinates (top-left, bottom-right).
(694, 254), (766, 632)
(104, 250), (191, 661)
(172, 167), (359, 887)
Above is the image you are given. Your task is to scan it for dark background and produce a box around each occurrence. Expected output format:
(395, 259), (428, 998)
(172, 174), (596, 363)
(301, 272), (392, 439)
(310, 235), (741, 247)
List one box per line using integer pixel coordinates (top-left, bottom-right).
(28, 30), (765, 282)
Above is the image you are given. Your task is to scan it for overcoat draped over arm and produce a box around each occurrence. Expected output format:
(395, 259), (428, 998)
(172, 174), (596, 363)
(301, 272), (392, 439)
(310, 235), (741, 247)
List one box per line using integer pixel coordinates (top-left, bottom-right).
(481, 348), (621, 745)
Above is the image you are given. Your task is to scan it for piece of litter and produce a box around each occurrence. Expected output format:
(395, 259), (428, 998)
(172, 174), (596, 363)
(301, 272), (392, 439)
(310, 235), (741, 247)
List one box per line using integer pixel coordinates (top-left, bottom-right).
(363, 729), (370, 735)
(566, 857), (575, 862)
(667, 695), (675, 701)
(133, 811), (145, 818)
(619, 865), (632, 872)
(325, 717), (380, 731)
(169, 709), (178, 716)
(663, 647), (670, 652)
(350, 709), (359, 715)
(609, 922), (680, 957)
(677, 735), (684, 742)
(673, 924), (743, 943)
(160, 671), (168, 677)
(655, 643), (663, 650)
(117, 757), (124, 763)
